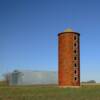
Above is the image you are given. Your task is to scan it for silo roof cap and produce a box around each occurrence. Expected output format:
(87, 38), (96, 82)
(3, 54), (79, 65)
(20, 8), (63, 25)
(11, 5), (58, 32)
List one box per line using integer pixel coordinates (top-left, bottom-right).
(64, 28), (73, 32)
(58, 28), (80, 36)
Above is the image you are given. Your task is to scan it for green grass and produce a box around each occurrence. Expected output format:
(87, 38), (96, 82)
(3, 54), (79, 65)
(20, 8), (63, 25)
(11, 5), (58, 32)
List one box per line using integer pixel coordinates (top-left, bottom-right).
(0, 85), (100, 100)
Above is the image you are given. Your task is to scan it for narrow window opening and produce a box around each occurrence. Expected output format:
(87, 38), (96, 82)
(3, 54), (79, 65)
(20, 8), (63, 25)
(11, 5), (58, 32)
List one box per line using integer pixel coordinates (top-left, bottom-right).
(74, 50), (76, 53)
(74, 57), (76, 60)
(74, 36), (76, 40)
(74, 63), (77, 67)
(75, 77), (77, 80)
(75, 70), (76, 74)
(74, 43), (76, 46)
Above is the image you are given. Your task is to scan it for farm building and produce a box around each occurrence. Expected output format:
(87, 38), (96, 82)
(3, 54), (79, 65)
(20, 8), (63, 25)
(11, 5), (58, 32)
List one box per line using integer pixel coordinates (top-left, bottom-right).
(8, 70), (58, 85)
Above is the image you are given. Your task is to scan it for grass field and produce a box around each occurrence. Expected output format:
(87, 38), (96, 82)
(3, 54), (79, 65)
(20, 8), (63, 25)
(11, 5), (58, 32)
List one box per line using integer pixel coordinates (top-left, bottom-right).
(0, 84), (100, 100)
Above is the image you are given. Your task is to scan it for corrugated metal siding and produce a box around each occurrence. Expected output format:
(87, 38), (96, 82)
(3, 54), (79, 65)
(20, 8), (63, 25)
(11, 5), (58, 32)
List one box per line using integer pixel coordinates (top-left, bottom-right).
(9, 71), (58, 85)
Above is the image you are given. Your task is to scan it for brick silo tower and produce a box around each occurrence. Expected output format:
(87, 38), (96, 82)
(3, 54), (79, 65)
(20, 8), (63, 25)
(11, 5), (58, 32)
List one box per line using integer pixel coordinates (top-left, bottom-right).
(58, 28), (80, 87)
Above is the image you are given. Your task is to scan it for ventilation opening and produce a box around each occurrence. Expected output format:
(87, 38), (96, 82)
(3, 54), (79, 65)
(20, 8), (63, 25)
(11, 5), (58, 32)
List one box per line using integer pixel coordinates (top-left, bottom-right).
(74, 43), (76, 46)
(74, 36), (76, 40)
(74, 63), (77, 67)
(75, 70), (76, 74)
(74, 50), (76, 53)
(75, 77), (77, 80)
(74, 57), (76, 60)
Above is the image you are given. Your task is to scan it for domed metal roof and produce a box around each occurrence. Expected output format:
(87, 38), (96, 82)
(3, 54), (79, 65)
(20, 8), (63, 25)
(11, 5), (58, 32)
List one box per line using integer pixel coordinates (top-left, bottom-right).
(64, 28), (73, 32)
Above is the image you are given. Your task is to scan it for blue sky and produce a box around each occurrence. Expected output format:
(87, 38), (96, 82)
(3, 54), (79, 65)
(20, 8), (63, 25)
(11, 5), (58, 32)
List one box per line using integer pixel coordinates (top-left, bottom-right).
(0, 0), (100, 82)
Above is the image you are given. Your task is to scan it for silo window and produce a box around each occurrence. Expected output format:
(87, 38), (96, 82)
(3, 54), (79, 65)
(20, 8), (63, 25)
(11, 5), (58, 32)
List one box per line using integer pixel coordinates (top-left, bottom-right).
(74, 57), (76, 60)
(75, 77), (77, 80)
(74, 63), (77, 67)
(74, 43), (76, 46)
(74, 36), (76, 40)
(74, 50), (76, 53)
(75, 70), (76, 74)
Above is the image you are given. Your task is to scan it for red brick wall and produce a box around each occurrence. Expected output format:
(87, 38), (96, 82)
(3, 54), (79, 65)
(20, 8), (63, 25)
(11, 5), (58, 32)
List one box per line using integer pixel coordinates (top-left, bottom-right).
(58, 32), (80, 86)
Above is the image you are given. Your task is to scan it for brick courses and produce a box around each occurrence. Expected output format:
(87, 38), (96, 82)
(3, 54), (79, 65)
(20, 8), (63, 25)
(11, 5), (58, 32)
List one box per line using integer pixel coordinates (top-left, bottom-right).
(58, 32), (80, 87)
